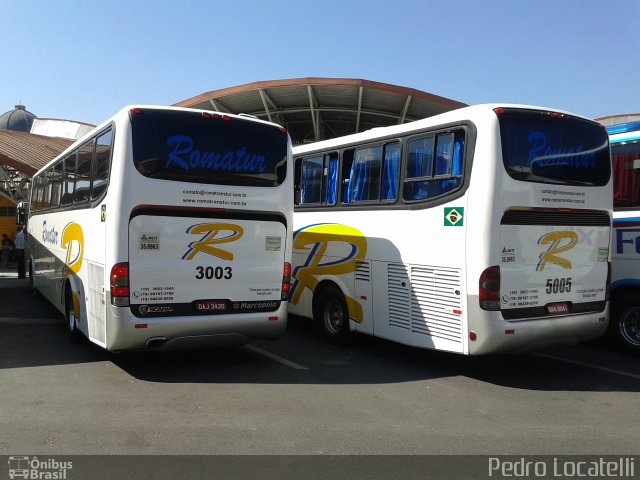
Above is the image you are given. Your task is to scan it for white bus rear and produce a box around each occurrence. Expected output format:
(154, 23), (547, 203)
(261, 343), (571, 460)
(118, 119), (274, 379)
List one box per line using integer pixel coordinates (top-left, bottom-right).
(26, 106), (293, 351)
(290, 105), (611, 355)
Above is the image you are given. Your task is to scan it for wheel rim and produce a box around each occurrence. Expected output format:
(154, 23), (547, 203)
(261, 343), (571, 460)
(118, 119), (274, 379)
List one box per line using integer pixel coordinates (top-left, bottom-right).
(323, 297), (344, 334)
(619, 307), (640, 347)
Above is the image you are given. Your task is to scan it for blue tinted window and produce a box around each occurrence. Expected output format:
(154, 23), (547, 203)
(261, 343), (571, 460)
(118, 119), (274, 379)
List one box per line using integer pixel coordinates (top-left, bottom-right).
(381, 143), (400, 201)
(498, 108), (610, 186)
(301, 156), (323, 204)
(403, 130), (465, 202)
(132, 109), (288, 187)
(407, 137), (434, 178)
(349, 146), (382, 202)
(325, 153), (338, 205)
(434, 133), (453, 176)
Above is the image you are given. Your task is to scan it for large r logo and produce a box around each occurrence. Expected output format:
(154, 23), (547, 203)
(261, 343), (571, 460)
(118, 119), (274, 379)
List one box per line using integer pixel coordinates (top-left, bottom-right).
(183, 223), (244, 261)
(62, 222), (84, 275)
(536, 231), (579, 272)
(290, 224), (367, 322)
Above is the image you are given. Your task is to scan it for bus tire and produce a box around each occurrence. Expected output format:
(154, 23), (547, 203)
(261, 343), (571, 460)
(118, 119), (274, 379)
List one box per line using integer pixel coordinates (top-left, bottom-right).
(610, 294), (640, 352)
(29, 262), (37, 296)
(314, 285), (351, 344)
(65, 285), (84, 344)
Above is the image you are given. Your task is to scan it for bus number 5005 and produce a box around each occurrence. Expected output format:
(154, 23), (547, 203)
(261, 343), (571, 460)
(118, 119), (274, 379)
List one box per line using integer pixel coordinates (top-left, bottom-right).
(195, 266), (232, 280)
(546, 277), (571, 294)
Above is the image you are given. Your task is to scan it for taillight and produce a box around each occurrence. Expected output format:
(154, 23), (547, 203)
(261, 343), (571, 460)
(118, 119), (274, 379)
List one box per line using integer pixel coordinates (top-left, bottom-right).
(201, 112), (230, 121)
(479, 266), (500, 311)
(110, 262), (129, 307)
(606, 261), (611, 301)
(281, 262), (292, 300)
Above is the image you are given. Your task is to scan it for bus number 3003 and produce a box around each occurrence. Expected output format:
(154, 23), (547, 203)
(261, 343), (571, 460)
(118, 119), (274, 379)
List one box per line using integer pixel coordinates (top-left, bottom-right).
(546, 277), (572, 294)
(195, 266), (233, 280)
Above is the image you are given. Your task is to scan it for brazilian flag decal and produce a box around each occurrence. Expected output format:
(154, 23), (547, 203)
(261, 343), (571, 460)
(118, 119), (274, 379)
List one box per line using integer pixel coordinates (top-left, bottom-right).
(444, 207), (464, 227)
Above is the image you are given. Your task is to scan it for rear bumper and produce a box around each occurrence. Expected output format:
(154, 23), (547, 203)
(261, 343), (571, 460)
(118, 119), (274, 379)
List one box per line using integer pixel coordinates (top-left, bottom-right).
(467, 301), (609, 355)
(105, 302), (287, 351)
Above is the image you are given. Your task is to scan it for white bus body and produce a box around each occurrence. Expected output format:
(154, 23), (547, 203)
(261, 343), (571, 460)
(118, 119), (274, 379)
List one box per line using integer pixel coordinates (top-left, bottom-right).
(25, 106), (293, 351)
(289, 104), (612, 355)
(609, 121), (640, 350)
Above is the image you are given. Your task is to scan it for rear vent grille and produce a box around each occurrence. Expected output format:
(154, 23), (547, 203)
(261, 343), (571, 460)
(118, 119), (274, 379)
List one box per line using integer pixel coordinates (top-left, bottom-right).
(410, 266), (462, 342)
(388, 263), (411, 330)
(387, 263), (462, 342)
(355, 260), (371, 282)
(501, 210), (610, 226)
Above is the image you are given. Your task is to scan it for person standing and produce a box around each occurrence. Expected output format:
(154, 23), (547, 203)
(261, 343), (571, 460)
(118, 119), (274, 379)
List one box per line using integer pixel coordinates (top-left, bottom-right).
(1, 233), (13, 266)
(15, 226), (26, 279)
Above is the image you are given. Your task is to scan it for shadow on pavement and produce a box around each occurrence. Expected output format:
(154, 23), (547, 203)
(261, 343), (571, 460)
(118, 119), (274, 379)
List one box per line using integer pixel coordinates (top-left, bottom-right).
(2, 282), (639, 392)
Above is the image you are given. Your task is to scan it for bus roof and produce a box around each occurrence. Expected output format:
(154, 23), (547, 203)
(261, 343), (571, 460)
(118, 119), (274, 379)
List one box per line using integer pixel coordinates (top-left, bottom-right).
(606, 121), (640, 136)
(292, 103), (593, 155)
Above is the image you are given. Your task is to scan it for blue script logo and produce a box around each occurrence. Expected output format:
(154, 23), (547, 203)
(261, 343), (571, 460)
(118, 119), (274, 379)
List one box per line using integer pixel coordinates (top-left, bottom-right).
(42, 220), (59, 246)
(528, 132), (595, 169)
(165, 135), (266, 174)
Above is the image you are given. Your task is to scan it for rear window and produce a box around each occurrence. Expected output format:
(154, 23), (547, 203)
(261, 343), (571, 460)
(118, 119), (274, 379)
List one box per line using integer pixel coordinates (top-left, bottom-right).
(131, 109), (288, 187)
(498, 108), (610, 186)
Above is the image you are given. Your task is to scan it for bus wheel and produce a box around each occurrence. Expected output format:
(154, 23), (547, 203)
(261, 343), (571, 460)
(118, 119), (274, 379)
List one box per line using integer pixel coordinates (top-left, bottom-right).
(29, 263), (36, 296)
(612, 295), (640, 351)
(65, 286), (83, 344)
(315, 285), (351, 343)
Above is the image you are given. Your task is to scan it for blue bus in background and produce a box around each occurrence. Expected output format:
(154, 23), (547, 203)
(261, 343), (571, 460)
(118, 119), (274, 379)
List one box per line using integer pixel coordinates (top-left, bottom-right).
(608, 120), (640, 351)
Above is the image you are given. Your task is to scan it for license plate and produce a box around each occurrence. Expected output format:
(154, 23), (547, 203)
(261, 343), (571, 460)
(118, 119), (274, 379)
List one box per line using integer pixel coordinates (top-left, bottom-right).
(545, 302), (570, 315)
(194, 300), (228, 312)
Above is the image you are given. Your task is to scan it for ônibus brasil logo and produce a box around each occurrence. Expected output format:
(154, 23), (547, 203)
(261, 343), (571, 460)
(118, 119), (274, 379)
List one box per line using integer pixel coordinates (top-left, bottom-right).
(8, 456), (73, 479)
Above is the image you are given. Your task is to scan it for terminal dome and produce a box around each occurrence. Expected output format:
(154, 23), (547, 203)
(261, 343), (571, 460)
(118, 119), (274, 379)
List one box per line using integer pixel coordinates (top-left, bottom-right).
(0, 104), (37, 132)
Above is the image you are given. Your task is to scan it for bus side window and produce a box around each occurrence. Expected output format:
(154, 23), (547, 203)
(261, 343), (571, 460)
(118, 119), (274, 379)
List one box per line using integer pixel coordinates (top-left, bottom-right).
(31, 176), (43, 212)
(298, 152), (340, 206)
(300, 156), (323, 204)
(41, 168), (53, 211)
(434, 133), (453, 176)
(341, 150), (355, 204)
(50, 161), (63, 209)
(403, 130), (465, 202)
(404, 136), (434, 201)
(349, 145), (382, 202)
(74, 140), (94, 204)
(381, 142), (400, 201)
(452, 135), (465, 176)
(325, 152), (339, 206)
(61, 151), (77, 207)
(91, 129), (113, 200)
(294, 157), (302, 206)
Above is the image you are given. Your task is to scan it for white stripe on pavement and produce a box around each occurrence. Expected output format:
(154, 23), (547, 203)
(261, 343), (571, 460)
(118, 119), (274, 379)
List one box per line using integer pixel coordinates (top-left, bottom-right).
(243, 344), (310, 371)
(534, 352), (640, 381)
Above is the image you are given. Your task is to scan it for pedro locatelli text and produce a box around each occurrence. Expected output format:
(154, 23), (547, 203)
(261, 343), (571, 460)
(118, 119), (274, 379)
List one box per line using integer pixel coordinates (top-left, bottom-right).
(489, 457), (635, 478)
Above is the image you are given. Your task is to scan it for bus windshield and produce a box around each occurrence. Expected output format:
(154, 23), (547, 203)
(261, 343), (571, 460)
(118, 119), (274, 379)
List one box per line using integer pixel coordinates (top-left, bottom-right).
(498, 108), (610, 186)
(131, 109), (288, 187)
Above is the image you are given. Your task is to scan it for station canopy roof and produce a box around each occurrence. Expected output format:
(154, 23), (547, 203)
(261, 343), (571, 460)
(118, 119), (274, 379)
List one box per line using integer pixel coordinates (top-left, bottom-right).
(0, 78), (467, 202)
(0, 129), (74, 202)
(174, 77), (467, 144)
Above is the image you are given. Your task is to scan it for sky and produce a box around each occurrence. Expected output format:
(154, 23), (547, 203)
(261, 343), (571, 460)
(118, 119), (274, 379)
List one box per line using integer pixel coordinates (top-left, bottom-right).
(0, 0), (638, 126)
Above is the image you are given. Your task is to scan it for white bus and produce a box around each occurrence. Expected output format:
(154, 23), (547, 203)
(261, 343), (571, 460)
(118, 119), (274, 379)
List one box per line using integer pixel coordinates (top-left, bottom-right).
(608, 120), (640, 350)
(21, 105), (293, 351)
(289, 104), (612, 355)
